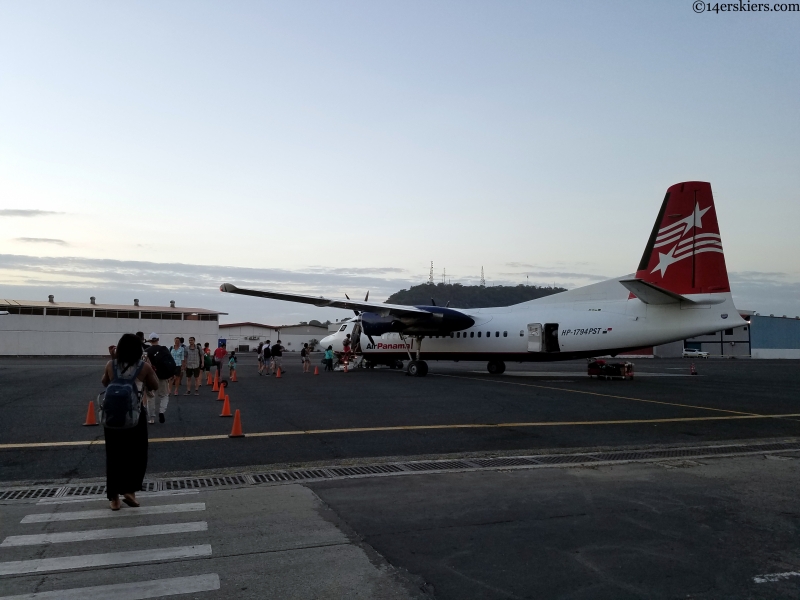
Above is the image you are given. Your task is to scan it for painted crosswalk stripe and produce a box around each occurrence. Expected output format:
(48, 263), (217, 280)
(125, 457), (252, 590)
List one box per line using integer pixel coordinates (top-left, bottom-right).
(1, 521), (208, 547)
(0, 573), (220, 599)
(0, 544), (212, 576)
(20, 502), (205, 523)
(37, 490), (200, 505)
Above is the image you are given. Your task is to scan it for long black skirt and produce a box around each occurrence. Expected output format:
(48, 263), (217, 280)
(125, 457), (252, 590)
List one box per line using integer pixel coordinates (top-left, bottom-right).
(103, 409), (148, 499)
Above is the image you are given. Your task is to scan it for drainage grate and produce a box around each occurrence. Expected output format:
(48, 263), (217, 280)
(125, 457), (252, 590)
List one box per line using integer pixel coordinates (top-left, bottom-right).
(63, 484), (106, 497)
(401, 461), (472, 472)
(252, 469), (330, 483)
(327, 465), (404, 477)
(0, 488), (58, 501)
(471, 457), (535, 468)
(163, 475), (250, 490)
(591, 452), (657, 461)
(532, 455), (601, 464)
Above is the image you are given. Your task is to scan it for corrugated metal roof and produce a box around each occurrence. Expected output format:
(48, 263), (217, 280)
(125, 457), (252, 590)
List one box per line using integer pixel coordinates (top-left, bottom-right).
(0, 299), (226, 314)
(219, 322), (328, 330)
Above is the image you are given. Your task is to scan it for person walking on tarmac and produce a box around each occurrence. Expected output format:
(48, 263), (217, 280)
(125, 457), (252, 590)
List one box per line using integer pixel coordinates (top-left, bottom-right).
(184, 337), (203, 395)
(271, 340), (284, 375)
(324, 345), (334, 371)
(263, 340), (273, 375)
(257, 342), (264, 375)
(145, 333), (174, 424)
(213, 343), (228, 380)
(228, 350), (237, 379)
(169, 337), (186, 396)
(301, 343), (310, 373)
(101, 333), (159, 511)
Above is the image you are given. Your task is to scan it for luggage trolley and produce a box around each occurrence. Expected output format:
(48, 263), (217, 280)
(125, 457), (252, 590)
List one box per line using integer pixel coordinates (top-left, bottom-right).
(587, 360), (634, 380)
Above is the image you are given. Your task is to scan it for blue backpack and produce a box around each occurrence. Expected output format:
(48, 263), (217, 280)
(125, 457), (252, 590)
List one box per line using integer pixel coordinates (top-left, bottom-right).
(100, 360), (144, 429)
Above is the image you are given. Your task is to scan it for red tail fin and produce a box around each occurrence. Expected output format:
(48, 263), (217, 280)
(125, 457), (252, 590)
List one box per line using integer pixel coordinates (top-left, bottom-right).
(635, 181), (730, 295)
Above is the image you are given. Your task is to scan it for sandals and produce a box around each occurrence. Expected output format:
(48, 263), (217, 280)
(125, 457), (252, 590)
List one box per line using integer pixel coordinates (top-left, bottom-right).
(184, 391), (191, 395)
(109, 497), (121, 511)
(122, 494), (140, 508)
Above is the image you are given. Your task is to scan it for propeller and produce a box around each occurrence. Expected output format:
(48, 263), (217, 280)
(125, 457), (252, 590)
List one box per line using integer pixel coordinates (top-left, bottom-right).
(345, 292), (375, 345)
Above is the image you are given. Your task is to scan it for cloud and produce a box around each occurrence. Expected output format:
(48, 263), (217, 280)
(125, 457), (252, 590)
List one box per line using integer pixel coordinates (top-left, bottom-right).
(501, 265), (609, 281)
(0, 254), (414, 300)
(13, 238), (69, 246)
(0, 210), (62, 217)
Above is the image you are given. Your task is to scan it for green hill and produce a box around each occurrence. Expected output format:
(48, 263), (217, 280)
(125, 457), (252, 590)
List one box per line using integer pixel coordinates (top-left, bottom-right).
(385, 283), (567, 309)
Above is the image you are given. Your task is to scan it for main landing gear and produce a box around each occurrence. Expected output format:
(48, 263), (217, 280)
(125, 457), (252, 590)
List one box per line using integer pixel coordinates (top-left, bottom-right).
(407, 360), (428, 377)
(487, 360), (506, 375)
(401, 334), (429, 377)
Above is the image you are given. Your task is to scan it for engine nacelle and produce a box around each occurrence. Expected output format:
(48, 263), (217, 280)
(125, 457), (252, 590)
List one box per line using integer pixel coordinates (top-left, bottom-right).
(361, 307), (474, 337)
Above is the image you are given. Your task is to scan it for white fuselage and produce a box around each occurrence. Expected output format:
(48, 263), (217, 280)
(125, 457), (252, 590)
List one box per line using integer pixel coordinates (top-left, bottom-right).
(319, 276), (744, 362)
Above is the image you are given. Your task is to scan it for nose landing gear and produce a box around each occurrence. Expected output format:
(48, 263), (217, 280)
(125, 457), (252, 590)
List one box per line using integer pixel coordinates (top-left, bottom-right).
(407, 360), (429, 377)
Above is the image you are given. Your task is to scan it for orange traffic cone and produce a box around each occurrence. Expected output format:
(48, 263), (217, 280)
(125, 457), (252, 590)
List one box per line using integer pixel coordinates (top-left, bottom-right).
(212, 371), (219, 391)
(83, 400), (99, 426)
(229, 409), (244, 437)
(220, 395), (232, 417)
(206, 371), (212, 385)
(276, 367), (282, 378)
(314, 365), (319, 375)
(217, 381), (227, 400)
(231, 370), (238, 382)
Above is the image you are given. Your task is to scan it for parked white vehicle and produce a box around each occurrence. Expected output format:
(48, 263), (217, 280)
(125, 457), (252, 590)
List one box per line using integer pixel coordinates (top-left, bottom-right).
(682, 348), (709, 359)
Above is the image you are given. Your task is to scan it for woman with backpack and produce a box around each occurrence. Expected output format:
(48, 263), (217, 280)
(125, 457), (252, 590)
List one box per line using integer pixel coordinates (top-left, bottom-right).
(100, 333), (159, 511)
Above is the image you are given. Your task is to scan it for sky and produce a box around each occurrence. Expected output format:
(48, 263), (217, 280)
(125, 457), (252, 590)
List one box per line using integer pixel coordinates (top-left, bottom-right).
(1, 1), (799, 324)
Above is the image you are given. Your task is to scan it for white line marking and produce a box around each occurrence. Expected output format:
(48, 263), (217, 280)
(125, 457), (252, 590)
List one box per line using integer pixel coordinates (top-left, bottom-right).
(21, 502), (205, 523)
(0, 544), (211, 576)
(37, 490), (200, 505)
(0, 573), (220, 599)
(753, 570), (800, 583)
(1, 521), (207, 547)
(472, 371), (692, 378)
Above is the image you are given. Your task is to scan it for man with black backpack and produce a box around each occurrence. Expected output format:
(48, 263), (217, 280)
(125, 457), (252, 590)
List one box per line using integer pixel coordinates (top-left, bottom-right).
(144, 333), (176, 424)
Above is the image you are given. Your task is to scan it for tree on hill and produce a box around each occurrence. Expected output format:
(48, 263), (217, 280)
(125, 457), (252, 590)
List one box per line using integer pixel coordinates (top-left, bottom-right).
(385, 283), (567, 309)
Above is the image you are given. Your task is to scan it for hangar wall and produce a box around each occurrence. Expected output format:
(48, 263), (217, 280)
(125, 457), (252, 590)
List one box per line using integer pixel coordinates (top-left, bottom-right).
(750, 315), (800, 359)
(0, 299), (222, 356)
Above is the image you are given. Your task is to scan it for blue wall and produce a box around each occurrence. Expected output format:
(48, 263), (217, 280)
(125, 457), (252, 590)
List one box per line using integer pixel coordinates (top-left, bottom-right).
(750, 316), (800, 349)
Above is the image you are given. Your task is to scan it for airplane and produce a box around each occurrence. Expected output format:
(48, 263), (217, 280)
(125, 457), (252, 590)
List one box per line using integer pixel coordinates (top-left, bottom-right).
(221, 181), (744, 377)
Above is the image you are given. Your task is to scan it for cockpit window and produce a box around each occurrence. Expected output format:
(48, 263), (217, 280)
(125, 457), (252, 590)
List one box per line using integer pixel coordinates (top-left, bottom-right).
(339, 325), (347, 332)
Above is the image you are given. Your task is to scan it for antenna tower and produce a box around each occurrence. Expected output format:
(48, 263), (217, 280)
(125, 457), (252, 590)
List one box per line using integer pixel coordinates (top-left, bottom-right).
(480, 266), (485, 288)
(428, 261), (434, 285)
(442, 268), (446, 285)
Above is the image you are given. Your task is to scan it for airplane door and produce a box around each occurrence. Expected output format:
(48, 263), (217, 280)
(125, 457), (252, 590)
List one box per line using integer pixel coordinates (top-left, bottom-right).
(527, 323), (542, 352)
(544, 323), (560, 352)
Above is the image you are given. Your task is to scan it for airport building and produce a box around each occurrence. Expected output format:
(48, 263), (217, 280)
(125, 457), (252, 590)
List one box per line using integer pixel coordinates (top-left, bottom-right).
(0, 296), (224, 356)
(219, 322), (329, 352)
(655, 313), (800, 359)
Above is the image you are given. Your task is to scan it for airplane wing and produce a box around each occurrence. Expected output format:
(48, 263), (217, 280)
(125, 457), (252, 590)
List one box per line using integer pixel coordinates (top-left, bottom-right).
(219, 283), (431, 317)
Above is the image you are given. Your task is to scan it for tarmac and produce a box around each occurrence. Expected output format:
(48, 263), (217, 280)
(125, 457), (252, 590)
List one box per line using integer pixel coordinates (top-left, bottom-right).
(1, 354), (800, 598)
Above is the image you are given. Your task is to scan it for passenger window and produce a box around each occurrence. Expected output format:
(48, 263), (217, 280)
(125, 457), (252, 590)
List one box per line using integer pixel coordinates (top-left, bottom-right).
(486, 332), (490, 338)
(477, 332), (481, 338)
(503, 331), (507, 337)
(456, 332), (461, 338)
(520, 330), (524, 336)
(450, 333), (454, 338)
(470, 332), (474, 338)
(495, 331), (499, 337)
